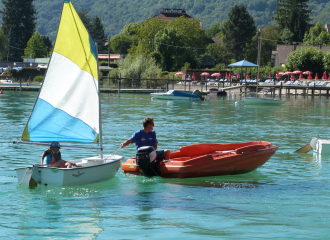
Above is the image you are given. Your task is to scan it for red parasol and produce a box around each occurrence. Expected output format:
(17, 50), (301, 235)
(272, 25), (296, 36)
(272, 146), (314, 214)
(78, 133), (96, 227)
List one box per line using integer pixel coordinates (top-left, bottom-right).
(303, 71), (312, 75)
(293, 70), (302, 74)
(200, 72), (210, 76)
(290, 73), (294, 80)
(308, 73), (312, 80)
(315, 73), (318, 80)
(211, 72), (221, 77)
(279, 72), (285, 76)
(276, 72), (280, 78)
(328, 74), (330, 81)
(225, 72), (228, 79)
(192, 73), (195, 79)
(246, 73), (250, 79)
(237, 72), (240, 79)
(269, 72), (272, 78)
(322, 71), (327, 80)
(175, 72), (184, 75)
(299, 73), (303, 80)
(284, 71), (293, 75)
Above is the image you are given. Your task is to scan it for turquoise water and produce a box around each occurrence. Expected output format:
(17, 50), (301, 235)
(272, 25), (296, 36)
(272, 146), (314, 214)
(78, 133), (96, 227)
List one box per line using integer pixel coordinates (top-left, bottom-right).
(1, 90), (330, 239)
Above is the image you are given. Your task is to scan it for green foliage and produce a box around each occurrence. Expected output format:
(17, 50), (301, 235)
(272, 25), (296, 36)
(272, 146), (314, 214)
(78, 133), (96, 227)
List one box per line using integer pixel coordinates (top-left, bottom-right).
(118, 54), (162, 79)
(110, 35), (138, 54)
(273, 0), (311, 42)
(205, 22), (223, 38)
(42, 35), (52, 56)
(286, 47), (324, 75)
(303, 22), (330, 46)
(22, 30), (47, 58)
(147, 51), (162, 65)
(154, 26), (185, 71)
(90, 16), (107, 53)
(323, 51), (330, 71)
(33, 75), (43, 82)
(2, 0), (330, 44)
(245, 25), (281, 66)
(0, 27), (8, 60)
(203, 43), (234, 65)
(223, 4), (256, 60)
(0, 0), (36, 61)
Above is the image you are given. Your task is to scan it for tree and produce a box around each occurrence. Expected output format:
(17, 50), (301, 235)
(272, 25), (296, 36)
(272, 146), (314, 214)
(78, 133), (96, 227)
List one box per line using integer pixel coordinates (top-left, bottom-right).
(110, 35), (138, 54)
(303, 22), (330, 46)
(203, 43), (234, 65)
(0, 28), (8, 60)
(42, 36), (53, 57)
(286, 47), (324, 75)
(273, 0), (311, 42)
(222, 5), (256, 60)
(22, 30), (47, 59)
(245, 25), (281, 66)
(205, 22), (224, 40)
(154, 26), (186, 71)
(1, 0), (36, 61)
(90, 16), (107, 53)
(118, 54), (162, 80)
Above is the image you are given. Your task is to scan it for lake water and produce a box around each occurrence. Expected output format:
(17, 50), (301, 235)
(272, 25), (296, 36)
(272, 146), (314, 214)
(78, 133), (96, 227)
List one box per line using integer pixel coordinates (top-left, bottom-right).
(1, 90), (330, 239)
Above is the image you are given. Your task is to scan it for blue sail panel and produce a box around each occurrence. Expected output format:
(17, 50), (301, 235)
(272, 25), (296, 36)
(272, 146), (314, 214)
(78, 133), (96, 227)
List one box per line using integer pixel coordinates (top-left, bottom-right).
(26, 99), (98, 142)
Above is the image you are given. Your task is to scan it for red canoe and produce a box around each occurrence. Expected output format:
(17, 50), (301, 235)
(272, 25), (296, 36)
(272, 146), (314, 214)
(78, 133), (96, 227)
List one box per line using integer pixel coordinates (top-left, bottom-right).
(121, 141), (278, 178)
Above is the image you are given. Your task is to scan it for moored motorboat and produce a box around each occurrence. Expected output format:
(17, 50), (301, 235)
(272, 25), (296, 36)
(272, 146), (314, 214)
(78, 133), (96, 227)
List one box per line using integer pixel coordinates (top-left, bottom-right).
(151, 89), (203, 100)
(244, 97), (285, 105)
(121, 141), (278, 178)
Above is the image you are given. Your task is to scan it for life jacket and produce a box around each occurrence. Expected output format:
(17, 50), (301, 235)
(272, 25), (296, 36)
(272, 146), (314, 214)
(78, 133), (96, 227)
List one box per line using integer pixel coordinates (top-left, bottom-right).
(50, 156), (57, 164)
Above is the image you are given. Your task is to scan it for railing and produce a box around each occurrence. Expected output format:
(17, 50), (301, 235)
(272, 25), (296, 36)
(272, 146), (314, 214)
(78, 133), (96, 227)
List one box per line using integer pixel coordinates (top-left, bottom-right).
(101, 75), (243, 91)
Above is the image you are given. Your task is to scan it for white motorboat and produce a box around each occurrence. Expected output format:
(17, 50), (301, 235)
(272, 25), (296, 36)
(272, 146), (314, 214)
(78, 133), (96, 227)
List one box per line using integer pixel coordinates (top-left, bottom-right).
(151, 89), (203, 100)
(244, 97), (285, 105)
(14, 1), (123, 187)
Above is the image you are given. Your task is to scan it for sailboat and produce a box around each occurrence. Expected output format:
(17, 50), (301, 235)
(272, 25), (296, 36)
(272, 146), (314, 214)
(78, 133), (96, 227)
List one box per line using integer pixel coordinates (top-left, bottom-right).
(15, 0), (123, 186)
(244, 29), (286, 105)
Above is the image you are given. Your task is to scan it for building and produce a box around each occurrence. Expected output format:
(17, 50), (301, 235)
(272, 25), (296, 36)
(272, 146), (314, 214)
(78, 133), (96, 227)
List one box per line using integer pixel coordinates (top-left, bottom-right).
(98, 54), (125, 62)
(150, 9), (194, 22)
(271, 44), (330, 67)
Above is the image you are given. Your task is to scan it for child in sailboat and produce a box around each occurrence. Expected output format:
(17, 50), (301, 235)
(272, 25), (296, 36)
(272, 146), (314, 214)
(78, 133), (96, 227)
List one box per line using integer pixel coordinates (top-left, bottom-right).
(41, 142), (81, 168)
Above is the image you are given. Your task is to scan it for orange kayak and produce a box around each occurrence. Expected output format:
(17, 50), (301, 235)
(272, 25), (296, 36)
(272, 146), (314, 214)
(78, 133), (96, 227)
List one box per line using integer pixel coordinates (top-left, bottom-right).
(121, 141), (278, 178)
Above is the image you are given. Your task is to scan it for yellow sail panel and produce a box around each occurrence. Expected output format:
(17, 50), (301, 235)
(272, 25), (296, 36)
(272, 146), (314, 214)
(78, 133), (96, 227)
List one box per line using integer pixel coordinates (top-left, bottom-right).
(54, 1), (98, 80)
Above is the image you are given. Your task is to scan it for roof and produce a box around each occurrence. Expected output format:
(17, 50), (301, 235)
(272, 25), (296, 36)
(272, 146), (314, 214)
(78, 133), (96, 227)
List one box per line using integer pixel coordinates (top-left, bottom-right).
(228, 60), (258, 67)
(150, 9), (193, 22)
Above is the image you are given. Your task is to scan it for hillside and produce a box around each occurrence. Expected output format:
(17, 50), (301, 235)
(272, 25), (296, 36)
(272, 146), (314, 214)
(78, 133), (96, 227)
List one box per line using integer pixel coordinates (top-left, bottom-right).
(0, 0), (330, 41)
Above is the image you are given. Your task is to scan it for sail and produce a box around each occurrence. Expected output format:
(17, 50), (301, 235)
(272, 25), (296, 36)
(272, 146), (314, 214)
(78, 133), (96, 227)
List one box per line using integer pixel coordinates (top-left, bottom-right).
(21, 0), (99, 143)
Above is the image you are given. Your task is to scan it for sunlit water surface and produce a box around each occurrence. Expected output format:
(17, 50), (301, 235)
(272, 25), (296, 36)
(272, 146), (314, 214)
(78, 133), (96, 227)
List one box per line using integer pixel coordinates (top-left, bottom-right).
(1, 90), (330, 239)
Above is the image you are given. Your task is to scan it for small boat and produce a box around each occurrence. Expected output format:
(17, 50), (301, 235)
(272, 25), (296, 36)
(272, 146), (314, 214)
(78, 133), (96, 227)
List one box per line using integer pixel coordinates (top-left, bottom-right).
(121, 141), (278, 178)
(244, 97), (285, 105)
(14, 1), (123, 187)
(151, 89), (203, 100)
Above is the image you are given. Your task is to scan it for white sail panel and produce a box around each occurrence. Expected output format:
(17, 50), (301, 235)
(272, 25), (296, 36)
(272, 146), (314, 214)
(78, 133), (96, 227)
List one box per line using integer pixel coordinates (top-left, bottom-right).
(39, 52), (99, 132)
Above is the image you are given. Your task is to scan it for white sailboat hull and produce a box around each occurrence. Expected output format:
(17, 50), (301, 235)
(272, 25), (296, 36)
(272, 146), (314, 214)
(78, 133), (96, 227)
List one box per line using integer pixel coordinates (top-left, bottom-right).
(16, 154), (123, 186)
(244, 97), (285, 105)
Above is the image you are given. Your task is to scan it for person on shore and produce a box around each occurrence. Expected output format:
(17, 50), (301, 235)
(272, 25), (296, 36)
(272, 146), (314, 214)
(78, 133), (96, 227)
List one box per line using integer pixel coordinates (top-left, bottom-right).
(41, 141), (81, 168)
(120, 117), (170, 161)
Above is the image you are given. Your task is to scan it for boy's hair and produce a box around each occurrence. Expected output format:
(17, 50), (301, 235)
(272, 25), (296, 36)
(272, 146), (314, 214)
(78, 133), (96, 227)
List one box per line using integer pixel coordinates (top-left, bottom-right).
(143, 117), (154, 128)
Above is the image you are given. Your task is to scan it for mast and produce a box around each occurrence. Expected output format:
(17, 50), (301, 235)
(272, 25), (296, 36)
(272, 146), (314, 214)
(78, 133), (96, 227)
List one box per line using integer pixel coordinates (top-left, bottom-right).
(96, 43), (103, 159)
(256, 29), (261, 95)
